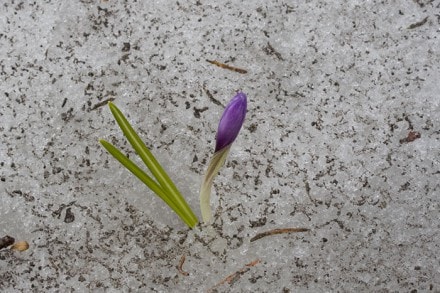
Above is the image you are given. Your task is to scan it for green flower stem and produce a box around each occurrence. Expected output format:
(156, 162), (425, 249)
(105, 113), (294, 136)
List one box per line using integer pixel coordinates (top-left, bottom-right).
(199, 146), (231, 223)
(104, 102), (198, 228)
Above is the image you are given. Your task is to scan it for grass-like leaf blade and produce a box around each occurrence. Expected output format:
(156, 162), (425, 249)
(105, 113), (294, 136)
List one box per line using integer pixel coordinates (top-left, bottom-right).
(106, 102), (198, 228)
(99, 139), (196, 227)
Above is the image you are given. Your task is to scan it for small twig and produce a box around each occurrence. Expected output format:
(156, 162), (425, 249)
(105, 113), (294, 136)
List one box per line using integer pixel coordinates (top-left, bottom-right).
(203, 86), (223, 107)
(206, 59), (248, 74)
(263, 42), (284, 60)
(407, 17), (428, 29)
(177, 255), (189, 276)
(61, 98), (68, 108)
(91, 98), (115, 111)
(0, 235), (15, 250)
(250, 228), (309, 242)
(208, 259), (261, 292)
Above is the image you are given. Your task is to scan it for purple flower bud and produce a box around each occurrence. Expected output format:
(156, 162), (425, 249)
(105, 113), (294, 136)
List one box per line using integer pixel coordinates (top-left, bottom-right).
(215, 92), (247, 152)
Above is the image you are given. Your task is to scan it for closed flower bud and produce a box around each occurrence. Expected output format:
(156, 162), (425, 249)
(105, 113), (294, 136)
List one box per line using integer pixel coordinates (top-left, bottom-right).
(200, 92), (248, 223)
(215, 92), (247, 152)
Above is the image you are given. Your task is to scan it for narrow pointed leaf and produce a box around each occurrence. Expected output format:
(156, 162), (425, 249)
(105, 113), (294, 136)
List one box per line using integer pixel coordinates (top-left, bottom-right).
(100, 139), (196, 227)
(107, 102), (198, 227)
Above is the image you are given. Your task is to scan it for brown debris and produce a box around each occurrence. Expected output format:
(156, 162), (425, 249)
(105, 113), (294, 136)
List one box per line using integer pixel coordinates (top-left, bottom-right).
(64, 207), (75, 223)
(407, 17), (428, 29)
(203, 86), (223, 107)
(206, 59), (248, 74)
(399, 131), (421, 144)
(263, 42), (284, 60)
(177, 255), (189, 276)
(11, 241), (29, 252)
(90, 98), (115, 111)
(0, 235), (15, 250)
(250, 227), (309, 242)
(208, 259), (261, 292)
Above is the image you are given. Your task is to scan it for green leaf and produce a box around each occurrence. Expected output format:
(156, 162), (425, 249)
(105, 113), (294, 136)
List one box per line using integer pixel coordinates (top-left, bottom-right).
(101, 102), (198, 228)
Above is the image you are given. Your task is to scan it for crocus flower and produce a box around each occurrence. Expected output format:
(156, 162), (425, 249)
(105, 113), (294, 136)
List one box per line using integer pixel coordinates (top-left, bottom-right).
(200, 92), (247, 223)
(215, 92), (248, 152)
